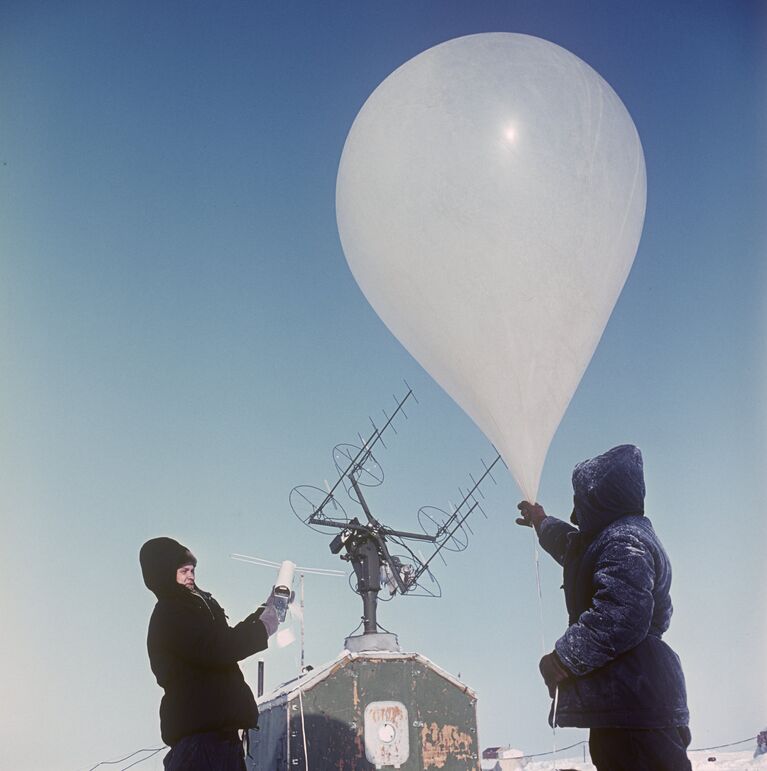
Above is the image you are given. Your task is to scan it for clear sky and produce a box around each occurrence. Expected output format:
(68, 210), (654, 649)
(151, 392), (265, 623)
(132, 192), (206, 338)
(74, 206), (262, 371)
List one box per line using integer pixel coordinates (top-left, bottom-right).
(1, 2), (765, 769)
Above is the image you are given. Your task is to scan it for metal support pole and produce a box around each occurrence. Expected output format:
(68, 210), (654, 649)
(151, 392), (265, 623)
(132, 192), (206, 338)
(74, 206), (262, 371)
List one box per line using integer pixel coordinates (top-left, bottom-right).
(299, 573), (305, 672)
(351, 537), (381, 634)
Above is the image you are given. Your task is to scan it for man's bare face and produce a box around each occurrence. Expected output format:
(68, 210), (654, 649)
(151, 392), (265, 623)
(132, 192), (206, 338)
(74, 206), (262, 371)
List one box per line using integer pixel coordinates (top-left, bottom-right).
(176, 564), (196, 590)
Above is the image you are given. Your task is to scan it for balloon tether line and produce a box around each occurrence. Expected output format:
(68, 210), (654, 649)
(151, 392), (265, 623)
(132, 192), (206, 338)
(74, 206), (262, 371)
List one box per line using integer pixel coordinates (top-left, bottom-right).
(532, 527), (546, 653)
(531, 520), (559, 768)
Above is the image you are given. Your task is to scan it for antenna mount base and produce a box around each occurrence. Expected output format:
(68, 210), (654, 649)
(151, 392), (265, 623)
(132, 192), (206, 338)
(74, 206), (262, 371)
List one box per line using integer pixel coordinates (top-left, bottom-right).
(344, 632), (401, 653)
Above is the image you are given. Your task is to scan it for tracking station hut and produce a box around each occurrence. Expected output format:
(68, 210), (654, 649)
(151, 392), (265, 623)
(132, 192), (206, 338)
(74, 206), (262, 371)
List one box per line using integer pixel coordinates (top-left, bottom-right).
(246, 635), (480, 770)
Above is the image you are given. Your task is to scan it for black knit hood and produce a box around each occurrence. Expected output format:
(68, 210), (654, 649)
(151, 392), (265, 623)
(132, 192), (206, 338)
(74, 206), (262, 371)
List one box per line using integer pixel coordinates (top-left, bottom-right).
(140, 537), (197, 598)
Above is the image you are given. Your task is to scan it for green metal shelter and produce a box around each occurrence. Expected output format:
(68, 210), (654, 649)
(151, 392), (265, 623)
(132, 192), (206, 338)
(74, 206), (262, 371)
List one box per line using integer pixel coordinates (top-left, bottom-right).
(246, 648), (480, 770)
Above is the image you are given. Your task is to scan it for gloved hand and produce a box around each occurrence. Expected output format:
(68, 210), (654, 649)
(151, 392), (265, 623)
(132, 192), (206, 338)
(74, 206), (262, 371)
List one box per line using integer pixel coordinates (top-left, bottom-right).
(516, 501), (547, 531)
(256, 600), (280, 637)
(539, 650), (570, 696)
(255, 593), (281, 637)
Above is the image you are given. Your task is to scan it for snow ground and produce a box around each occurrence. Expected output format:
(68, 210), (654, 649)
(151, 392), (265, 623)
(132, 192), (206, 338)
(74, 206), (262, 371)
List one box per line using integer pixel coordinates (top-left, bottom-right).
(101, 746), (766, 770)
(104, 752), (766, 771)
(106, 749), (765, 770)
(482, 750), (766, 771)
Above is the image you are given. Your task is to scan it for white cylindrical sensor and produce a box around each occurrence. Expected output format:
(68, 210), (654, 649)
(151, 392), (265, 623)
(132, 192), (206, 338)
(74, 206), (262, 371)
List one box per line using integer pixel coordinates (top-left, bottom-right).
(275, 560), (296, 594)
(272, 560), (295, 623)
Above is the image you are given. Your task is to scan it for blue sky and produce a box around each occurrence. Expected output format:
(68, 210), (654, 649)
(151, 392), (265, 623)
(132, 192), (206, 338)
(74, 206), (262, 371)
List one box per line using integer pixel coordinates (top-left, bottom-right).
(1, 2), (765, 768)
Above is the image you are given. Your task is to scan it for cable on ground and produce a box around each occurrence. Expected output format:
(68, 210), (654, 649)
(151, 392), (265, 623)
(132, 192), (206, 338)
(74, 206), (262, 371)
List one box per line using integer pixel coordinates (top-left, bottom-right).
(86, 746), (166, 771)
(514, 733), (759, 761)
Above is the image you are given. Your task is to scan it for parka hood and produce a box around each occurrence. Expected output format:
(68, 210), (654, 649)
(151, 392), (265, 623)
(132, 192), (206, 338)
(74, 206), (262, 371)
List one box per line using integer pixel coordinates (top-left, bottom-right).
(571, 444), (645, 535)
(140, 537), (197, 598)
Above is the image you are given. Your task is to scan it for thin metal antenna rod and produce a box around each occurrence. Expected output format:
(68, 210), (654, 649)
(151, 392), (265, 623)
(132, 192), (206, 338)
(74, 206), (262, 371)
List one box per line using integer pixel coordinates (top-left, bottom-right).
(299, 573), (305, 672)
(414, 502), (479, 580)
(409, 452), (504, 585)
(349, 475), (379, 527)
(349, 474), (434, 542)
(308, 388), (414, 527)
(381, 526), (436, 543)
(231, 553), (345, 576)
(361, 387), (412, 447)
(446, 454), (503, 522)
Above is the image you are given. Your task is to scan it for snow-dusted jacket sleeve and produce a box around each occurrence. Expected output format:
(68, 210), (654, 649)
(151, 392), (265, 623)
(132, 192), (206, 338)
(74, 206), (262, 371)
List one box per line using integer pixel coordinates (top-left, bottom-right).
(537, 517), (577, 566)
(554, 528), (655, 677)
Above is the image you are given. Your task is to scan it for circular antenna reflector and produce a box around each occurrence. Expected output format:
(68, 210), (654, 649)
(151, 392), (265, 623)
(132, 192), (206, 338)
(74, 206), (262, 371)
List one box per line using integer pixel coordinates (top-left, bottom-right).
(289, 485), (349, 533)
(417, 506), (469, 552)
(333, 444), (384, 486)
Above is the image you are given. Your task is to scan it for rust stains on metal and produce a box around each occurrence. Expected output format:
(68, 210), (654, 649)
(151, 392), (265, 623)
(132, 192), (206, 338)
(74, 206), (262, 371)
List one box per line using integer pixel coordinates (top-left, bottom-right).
(366, 702), (404, 723)
(420, 722), (474, 768)
(353, 724), (365, 762)
(352, 673), (360, 709)
(350, 675), (366, 762)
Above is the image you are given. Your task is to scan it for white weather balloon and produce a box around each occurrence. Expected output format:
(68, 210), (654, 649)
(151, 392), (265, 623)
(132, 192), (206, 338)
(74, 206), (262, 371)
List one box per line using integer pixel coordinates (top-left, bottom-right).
(336, 33), (646, 502)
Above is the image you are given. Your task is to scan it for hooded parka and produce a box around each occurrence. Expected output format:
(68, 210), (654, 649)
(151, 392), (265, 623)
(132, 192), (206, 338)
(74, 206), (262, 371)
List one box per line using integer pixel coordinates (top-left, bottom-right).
(139, 537), (269, 746)
(537, 445), (689, 729)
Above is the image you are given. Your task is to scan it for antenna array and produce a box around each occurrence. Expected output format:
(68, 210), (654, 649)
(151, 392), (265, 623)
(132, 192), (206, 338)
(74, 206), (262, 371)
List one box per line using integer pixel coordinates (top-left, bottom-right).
(289, 385), (504, 635)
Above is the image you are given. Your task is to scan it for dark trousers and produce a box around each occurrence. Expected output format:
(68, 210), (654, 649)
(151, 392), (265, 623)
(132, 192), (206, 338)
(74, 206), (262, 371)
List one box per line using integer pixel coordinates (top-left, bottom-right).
(589, 726), (692, 771)
(164, 730), (246, 771)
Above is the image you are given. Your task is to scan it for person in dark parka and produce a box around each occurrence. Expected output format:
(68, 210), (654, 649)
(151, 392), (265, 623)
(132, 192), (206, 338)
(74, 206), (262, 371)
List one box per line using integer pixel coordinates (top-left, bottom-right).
(517, 445), (691, 771)
(139, 537), (280, 771)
